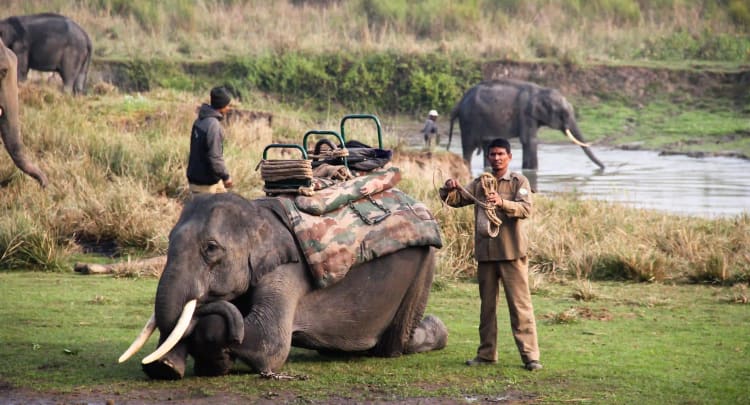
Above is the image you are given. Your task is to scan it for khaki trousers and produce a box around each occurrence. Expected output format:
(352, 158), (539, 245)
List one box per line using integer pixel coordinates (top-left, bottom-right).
(476, 257), (540, 364)
(188, 182), (226, 195)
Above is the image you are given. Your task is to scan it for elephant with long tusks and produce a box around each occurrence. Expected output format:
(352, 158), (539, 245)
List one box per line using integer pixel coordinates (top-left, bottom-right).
(119, 193), (448, 379)
(448, 79), (605, 171)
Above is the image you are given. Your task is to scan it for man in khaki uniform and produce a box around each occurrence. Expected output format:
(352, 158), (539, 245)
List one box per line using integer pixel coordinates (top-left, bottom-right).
(439, 138), (542, 371)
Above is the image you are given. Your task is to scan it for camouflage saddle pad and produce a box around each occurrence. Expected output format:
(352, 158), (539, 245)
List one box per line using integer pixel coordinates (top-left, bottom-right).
(276, 168), (442, 288)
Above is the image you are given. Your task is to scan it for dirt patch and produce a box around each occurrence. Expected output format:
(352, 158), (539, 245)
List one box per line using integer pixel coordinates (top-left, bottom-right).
(0, 381), (538, 404)
(392, 149), (472, 183)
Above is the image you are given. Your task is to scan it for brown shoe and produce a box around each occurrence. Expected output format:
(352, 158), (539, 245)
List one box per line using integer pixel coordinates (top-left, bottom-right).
(465, 357), (496, 366)
(524, 360), (543, 371)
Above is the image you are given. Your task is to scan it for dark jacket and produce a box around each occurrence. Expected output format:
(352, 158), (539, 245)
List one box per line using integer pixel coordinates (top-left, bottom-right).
(187, 104), (230, 185)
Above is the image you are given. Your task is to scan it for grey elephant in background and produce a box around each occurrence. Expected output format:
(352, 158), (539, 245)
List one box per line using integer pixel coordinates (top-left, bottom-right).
(0, 38), (47, 187)
(118, 193), (448, 379)
(0, 13), (92, 94)
(448, 79), (605, 171)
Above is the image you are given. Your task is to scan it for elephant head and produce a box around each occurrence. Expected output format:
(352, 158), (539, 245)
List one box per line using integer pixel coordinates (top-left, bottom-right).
(0, 38), (47, 187)
(119, 194), (304, 378)
(447, 79), (605, 172)
(529, 88), (605, 170)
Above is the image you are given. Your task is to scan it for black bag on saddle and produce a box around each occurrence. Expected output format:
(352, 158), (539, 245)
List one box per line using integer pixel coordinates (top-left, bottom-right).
(312, 139), (392, 172)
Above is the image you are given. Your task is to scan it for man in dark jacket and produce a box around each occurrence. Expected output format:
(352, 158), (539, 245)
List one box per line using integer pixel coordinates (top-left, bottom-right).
(187, 86), (233, 194)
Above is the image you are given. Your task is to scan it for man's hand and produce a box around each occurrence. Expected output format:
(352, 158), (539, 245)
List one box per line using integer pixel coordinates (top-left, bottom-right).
(223, 177), (234, 189)
(444, 179), (458, 190)
(485, 190), (503, 207)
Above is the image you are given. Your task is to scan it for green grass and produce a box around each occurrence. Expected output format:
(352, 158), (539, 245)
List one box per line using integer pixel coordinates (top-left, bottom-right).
(1, 272), (747, 403)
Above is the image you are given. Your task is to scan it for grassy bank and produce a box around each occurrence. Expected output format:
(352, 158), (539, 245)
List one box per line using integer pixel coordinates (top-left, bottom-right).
(0, 272), (747, 403)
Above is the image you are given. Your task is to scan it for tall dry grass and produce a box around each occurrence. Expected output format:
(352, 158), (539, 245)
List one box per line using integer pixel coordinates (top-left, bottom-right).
(1, 80), (748, 284)
(2, 1), (747, 63)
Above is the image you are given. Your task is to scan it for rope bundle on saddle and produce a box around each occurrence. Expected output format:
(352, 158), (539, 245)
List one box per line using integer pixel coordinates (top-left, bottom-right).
(307, 139), (350, 163)
(445, 173), (503, 238)
(258, 159), (315, 196)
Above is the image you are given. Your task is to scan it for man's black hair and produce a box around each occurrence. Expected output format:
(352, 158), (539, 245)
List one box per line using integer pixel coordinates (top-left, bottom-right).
(488, 138), (511, 154)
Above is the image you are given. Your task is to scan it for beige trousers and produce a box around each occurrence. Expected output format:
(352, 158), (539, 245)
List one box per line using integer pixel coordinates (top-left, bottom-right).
(188, 182), (226, 195)
(476, 257), (540, 364)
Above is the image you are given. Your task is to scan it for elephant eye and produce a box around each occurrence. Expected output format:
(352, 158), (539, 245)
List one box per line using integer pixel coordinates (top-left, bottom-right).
(201, 239), (224, 262)
(0, 68), (7, 81)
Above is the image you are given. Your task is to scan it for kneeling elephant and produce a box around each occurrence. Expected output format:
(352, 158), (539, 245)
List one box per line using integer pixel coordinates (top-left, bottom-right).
(119, 193), (448, 379)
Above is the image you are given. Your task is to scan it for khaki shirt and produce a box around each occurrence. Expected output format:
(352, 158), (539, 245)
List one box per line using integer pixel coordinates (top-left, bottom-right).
(440, 171), (532, 261)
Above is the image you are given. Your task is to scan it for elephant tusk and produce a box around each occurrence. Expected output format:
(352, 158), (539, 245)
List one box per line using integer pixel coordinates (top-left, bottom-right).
(118, 313), (156, 363)
(141, 299), (197, 365)
(565, 129), (590, 148)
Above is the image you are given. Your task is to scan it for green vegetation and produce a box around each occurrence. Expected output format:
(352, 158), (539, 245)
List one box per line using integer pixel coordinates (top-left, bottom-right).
(0, 272), (747, 403)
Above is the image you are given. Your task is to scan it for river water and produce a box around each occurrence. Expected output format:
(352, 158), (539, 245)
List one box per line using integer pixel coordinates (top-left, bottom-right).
(455, 141), (750, 218)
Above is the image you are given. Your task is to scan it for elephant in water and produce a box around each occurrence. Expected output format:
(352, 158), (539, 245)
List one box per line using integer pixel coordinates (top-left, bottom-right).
(448, 79), (605, 171)
(0, 38), (47, 187)
(118, 193), (448, 379)
(0, 13), (92, 94)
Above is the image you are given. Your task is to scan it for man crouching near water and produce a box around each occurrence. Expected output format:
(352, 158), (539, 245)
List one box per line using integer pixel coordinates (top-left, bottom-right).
(187, 86), (234, 195)
(439, 138), (542, 371)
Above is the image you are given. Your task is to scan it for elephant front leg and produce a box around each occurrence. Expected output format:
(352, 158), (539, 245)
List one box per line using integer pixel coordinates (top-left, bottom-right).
(233, 309), (293, 374)
(141, 341), (188, 380)
(521, 137), (539, 170)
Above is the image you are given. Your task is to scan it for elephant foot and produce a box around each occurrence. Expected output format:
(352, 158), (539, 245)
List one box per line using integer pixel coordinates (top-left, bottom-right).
(406, 315), (448, 354)
(142, 357), (185, 380)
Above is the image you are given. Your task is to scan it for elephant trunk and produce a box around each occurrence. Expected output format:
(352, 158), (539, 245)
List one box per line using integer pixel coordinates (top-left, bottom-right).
(567, 124), (605, 170)
(139, 300), (246, 365)
(195, 300), (245, 344)
(0, 98), (48, 188)
(136, 259), (246, 365)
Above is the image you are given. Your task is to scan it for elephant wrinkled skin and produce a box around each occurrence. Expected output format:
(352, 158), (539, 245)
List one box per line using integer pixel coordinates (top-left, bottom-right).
(0, 38), (47, 187)
(448, 79), (605, 171)
(120, 193), (448, 379)
(0, 13), (92, 94)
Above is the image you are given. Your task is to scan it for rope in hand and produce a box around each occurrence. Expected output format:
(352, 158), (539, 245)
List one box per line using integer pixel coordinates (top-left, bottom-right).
(445, 172), (503, 238)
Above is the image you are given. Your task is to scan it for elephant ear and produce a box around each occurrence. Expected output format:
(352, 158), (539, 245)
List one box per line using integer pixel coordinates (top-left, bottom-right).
(246, 198), (302, 287)
(529, 90), (554, 122)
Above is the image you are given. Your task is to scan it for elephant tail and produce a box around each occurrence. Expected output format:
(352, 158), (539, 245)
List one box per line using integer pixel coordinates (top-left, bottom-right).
(446, 104), (460, 151)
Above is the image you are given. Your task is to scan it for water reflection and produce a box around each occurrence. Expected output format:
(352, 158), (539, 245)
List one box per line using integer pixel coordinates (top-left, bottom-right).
(460, 142), (750, 218)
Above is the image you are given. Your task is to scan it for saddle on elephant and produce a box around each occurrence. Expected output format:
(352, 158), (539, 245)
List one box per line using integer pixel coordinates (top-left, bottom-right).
(275, 167), (442, 288)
